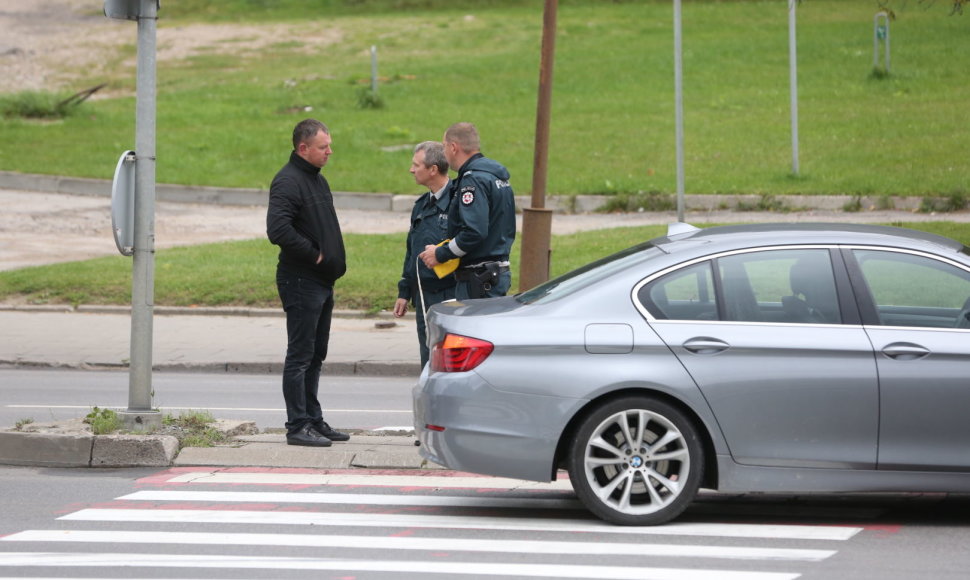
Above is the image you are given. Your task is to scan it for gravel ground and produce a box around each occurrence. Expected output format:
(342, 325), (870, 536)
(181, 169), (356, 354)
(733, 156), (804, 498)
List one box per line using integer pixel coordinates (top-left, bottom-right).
(0, 0), (341, 94)
(3, 187), (968, 272)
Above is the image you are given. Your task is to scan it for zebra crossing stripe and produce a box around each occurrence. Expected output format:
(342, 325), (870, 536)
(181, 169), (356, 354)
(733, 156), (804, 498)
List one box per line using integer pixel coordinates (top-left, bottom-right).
(162, 470), (574, 490)
(2, 530), (837, 562)
(0, 552), (800, 580)
(59, 508), (862, 540)
(119, 489), (583, 509)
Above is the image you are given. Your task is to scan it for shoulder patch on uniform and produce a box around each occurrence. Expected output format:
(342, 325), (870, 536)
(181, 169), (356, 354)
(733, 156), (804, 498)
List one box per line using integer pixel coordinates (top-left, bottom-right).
(461, 186), (475, 205)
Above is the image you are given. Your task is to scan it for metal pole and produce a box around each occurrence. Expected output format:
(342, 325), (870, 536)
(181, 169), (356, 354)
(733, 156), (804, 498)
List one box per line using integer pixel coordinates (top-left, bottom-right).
(371, 45), (378, 94)
(874, 12), (890, 73)
(789, 0), (800, 175)
(674, 0), (685, 222)
(519, 0), (557, 291)
(126, 0), (159, 431)
(885, 15), (890, 73)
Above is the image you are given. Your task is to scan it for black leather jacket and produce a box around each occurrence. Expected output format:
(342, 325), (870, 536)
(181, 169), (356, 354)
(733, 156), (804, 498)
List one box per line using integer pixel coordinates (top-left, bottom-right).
(266, 151), (347, 284)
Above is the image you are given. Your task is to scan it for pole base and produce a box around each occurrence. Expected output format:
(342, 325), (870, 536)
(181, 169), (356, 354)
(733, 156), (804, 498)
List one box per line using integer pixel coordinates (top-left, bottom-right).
(519, 207), (554, 292)
(119, 410), (162, 432)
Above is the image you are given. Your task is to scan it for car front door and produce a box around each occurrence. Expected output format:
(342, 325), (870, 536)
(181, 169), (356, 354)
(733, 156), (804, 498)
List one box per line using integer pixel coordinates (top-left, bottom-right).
(846, 247), (970, 471)
(638, 247), (879, 469)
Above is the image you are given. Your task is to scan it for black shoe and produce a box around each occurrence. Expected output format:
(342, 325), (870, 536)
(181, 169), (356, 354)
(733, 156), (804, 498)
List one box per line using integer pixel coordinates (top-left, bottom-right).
(312, 422), (350, 442)
(286, 424), (332, 447)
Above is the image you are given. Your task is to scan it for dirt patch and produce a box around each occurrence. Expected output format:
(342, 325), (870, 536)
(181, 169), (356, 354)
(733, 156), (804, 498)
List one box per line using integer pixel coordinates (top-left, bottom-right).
(0, 0), (341, 94)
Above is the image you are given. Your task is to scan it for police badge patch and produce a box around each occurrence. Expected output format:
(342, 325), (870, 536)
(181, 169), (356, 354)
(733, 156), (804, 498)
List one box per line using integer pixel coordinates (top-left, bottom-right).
(460, 185), (475, 205)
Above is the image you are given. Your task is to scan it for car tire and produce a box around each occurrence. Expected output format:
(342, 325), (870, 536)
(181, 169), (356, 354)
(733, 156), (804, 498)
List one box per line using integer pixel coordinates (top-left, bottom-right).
(566, 395), (703, 526)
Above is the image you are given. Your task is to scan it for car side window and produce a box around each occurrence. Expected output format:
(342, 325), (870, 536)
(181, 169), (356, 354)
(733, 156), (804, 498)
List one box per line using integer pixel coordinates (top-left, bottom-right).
(639, 261), (716, 321)
(717, 249), (841, 324)
(853, 249), (970, 329)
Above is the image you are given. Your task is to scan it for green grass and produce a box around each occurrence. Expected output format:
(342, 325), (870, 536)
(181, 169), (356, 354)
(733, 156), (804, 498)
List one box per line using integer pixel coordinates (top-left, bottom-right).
(0, 91), (83, 120)
(0, 1), (966, 197)
(84, 406), (122, 435)
(0, 226), (668, 310)
(3, 222), (969, 311)
(161, 410), (229, 448)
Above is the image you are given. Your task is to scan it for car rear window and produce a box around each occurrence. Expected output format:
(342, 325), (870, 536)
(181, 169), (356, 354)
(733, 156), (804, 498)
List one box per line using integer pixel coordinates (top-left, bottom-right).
(516, 241), (660, 304)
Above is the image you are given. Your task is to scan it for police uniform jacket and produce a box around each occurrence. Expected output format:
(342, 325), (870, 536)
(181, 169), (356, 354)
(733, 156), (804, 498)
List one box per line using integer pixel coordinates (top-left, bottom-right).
(266, 150), (347, 285)
(397, 180), (453, 302)
(434, 153), (516, 266)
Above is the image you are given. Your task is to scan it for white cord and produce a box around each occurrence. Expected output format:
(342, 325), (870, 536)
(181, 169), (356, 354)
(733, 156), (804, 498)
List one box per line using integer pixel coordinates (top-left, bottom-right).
(415, 257), (429, 316)
(415, 257), (431, 354)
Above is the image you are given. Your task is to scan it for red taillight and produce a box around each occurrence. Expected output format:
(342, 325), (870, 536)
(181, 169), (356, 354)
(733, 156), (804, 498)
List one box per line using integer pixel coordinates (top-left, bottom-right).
(431, 333), (494, 373)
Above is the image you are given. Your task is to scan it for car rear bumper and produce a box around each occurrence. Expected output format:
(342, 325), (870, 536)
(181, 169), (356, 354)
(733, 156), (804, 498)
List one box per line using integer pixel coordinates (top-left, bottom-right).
(412, 370), (584, 482)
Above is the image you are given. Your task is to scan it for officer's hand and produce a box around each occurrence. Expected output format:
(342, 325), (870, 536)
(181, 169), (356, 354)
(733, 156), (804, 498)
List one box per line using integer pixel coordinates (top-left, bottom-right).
(393, 298), (409, 318)
(419, 245), (440, 268)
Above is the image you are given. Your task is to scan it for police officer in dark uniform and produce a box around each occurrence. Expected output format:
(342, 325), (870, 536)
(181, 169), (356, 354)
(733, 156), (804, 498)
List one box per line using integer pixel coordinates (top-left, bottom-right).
(393, 141), (453, 368)
(419, 122), (516, 300)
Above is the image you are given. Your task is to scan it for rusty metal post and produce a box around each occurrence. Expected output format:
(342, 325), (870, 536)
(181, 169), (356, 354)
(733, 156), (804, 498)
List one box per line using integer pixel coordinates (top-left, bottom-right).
(519, 0), (557, 292)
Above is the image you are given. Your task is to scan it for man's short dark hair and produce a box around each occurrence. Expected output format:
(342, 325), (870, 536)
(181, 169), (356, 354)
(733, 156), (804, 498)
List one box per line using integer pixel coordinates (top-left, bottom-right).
(292, 119), (329, 149)
(414, 141), (449, 174)
(444, 122), (480, 154)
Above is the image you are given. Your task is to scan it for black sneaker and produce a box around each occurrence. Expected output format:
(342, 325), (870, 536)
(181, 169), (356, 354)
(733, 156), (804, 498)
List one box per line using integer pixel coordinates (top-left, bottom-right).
(312, 422), (350, 442)
(286, 424), (332, 447)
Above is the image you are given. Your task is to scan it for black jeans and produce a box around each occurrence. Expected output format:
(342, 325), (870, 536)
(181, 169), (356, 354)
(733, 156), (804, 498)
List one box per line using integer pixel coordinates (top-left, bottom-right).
(276, 269), (334, 436)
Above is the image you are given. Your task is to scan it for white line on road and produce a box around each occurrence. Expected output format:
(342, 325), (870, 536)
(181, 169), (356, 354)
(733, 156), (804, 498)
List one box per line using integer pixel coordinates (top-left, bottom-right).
(59, 508), (862, 540)
(2, 530), (836, 562)
(164, 471), (575, 490)
(0, 552), (801, 580)
(119, 490), (582, 510)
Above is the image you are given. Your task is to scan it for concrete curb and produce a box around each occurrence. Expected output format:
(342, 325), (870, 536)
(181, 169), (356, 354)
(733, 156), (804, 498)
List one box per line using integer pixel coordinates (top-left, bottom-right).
(0, 417), (426, 469)
(0, 430), (179, 468)
(0, 169), (925, 213)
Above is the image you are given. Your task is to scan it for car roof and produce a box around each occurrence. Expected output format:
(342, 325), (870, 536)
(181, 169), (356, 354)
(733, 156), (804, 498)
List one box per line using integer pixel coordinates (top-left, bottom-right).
(654, 222), (966, 256)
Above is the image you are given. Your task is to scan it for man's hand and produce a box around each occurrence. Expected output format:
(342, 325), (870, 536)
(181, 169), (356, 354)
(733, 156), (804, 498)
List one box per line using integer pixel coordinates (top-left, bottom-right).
(393, 298), (409, 318)
(419, 244), (440, 268)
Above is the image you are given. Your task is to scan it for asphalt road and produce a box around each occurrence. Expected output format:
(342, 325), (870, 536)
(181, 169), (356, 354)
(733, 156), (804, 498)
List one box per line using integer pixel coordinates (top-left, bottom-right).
(3, 464), (970, 579)
(0, 368), (415, 432)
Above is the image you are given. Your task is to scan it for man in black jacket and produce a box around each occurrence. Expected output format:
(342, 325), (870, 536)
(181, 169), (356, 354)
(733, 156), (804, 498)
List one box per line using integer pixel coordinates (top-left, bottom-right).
(267, 119), (350, 447)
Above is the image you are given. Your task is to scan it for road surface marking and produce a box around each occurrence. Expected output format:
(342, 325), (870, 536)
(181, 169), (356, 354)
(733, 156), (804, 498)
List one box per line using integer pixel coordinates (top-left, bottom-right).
(0, 552), (801, 580)
(163, 470), (574, 490)
(60, 508), (862, 540)
(2, 530), (836, 562)
(120, 489), (581, 509)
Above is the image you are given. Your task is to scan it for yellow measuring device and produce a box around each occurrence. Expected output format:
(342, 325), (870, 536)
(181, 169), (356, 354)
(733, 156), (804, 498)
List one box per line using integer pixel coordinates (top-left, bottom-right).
(433, 240), (459, 279)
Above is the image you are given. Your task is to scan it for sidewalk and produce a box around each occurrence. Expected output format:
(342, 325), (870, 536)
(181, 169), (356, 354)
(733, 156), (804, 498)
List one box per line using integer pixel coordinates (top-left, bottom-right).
(0, 425), (433, 471)
(0, 305), (429, 470)
(0, 305), (421, 377)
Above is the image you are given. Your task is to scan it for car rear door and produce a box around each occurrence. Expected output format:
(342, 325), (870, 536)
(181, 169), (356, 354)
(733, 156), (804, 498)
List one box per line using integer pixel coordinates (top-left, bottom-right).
(637, 247), (879, 469)
(845, 247), (970, 471)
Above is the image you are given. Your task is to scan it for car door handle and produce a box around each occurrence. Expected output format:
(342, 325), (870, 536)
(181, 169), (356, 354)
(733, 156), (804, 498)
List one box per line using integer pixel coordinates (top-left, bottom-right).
(881, 342), (930, 361)
(682, 337), (730, 355)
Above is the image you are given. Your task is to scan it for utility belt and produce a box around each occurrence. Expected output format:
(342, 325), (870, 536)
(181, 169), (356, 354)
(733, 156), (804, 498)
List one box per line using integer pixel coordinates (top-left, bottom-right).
(454, 260), (510, 299)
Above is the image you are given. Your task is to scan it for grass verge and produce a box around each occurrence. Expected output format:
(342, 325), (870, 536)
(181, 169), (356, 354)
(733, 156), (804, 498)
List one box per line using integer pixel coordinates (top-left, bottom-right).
(1, 222), (968, 310)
